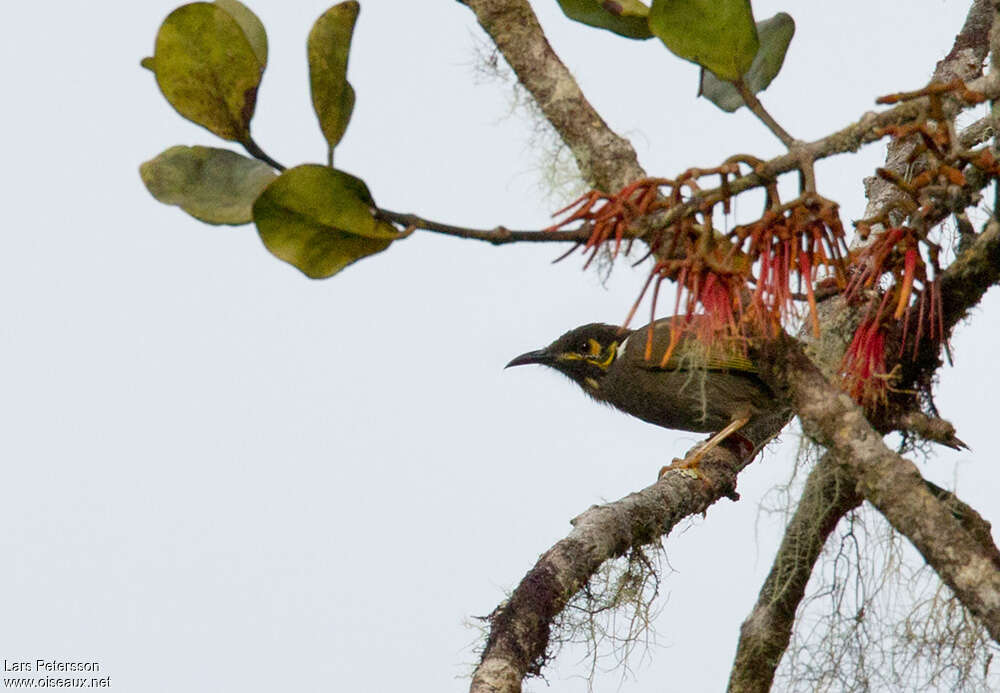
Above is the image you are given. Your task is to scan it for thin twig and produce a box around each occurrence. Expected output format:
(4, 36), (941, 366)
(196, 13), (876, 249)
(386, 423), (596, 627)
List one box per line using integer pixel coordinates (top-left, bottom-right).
(374, 209), (591, 244)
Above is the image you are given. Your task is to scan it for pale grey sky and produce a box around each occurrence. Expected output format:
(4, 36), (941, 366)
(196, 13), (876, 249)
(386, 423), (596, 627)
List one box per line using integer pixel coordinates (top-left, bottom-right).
(2, 1), (995, 691)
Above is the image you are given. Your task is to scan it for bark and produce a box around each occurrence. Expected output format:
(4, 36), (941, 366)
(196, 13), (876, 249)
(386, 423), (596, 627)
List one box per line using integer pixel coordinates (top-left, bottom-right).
(729, 6), (1000, 689)
(458, 0), (646, 193)
(458, 1), (1000, 691)
(759, 334), (1000, 644)
(469, 411), (790, 693)
(728, 162), (1000, 690)
(863, 0), (995, 223)
(941, 216), (1000, 328)
(727, 454), (862, 693)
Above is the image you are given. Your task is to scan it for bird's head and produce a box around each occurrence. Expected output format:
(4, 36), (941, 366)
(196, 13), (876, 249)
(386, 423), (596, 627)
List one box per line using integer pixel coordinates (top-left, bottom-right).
(506, 323), (629, 395)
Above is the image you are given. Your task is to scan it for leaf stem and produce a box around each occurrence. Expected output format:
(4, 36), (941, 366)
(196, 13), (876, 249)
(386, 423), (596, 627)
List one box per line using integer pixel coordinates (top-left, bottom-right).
(735, 79), (797, 148)
(243, 137), (287, 171)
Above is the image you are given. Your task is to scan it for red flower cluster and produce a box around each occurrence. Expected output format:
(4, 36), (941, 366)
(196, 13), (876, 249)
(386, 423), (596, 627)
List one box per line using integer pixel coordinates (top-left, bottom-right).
(728, 196), (847, 337)
(839, 225), (945, 405)
(544, 73), (991, 407)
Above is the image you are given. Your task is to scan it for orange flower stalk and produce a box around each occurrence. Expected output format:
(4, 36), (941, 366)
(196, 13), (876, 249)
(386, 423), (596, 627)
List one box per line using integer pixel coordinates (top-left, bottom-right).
(546, 178), (675, 266)
(841, 318), (890, 407)
(845, 225), (946, 367)
(729, 196), (848, 336)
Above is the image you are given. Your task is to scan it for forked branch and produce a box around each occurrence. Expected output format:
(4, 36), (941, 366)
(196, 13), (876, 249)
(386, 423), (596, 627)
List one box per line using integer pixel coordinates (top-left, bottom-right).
(758, 334), (1000, 644)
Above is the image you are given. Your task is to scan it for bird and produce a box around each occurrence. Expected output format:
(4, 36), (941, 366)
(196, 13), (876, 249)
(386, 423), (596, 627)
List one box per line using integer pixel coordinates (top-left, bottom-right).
(505, 317), (785, 476)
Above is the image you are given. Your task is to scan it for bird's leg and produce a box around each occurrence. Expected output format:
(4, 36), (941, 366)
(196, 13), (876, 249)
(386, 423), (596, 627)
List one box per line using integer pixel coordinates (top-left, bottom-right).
(658, 411), (752, 480)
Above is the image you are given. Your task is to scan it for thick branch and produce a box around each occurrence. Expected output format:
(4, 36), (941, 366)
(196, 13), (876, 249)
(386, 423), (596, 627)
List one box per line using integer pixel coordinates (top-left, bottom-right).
(758, 335), (1000, 644)
(727, 9), (1000, 686)
(863, 0), (994, 220)
(940, 216), (1000, 329)
(841, 0), (1000, 439)
(726, 11), (999, 686)
(936, 0), (996, 80)
(727, 454), (862, 693)
(459, 3), (1000, 692)
(762, 2), (1000, 659)
(922, 479), (1000, 570)
(458, 0), (646, 193)
(470, 411), (790, 693)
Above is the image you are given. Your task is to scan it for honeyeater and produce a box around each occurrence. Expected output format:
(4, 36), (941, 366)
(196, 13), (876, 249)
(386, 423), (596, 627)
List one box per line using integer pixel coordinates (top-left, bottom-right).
(506, 317), (785, 474)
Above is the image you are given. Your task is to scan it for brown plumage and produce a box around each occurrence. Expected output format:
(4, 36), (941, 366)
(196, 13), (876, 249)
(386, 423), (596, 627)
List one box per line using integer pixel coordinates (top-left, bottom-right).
(506, 317), (784, 473)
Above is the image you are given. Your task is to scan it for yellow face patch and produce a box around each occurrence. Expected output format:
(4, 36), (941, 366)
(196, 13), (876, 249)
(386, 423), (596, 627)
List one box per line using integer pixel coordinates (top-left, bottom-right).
(585, 341), (618, 371)
(557, 340), (618, 371)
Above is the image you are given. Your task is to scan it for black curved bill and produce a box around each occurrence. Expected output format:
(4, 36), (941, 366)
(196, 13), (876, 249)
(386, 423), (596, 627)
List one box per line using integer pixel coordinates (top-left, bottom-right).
(505, 349), (552, 369)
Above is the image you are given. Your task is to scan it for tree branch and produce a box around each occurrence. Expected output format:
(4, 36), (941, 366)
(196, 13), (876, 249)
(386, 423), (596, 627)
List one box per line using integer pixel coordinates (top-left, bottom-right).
(726, 10), (999, 684)
(940, 216), (1000, 330)
(862, 0), (994, 225)
(457, 0), (646, 193)
(375, 107), (996, 251)
(469, 411), (791, 693)
(458, 2), (1000, 691)
(727, 453), (862, 693)
(729, 9), (1000, 685)
(396, 0), (1000, 254)
(645, 76), (1000, 239)
(757, 334), (1000, 644)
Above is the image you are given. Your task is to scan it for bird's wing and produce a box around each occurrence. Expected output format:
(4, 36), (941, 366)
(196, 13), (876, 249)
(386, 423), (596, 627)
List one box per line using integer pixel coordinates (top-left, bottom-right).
(619, 318), (757, 375)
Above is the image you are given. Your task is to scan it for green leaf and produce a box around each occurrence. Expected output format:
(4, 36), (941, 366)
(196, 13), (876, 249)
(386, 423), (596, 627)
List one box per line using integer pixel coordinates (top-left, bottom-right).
(147, 2), (264, 142)
(648, 0), (758, 81)
(215, 0), (268, 66)
(252, 165), (402, 278)
(556, 0), (654, 40)
(140, 145), (277, 225)
(308, 1), (360, 153)
(699, 12), (795, 112)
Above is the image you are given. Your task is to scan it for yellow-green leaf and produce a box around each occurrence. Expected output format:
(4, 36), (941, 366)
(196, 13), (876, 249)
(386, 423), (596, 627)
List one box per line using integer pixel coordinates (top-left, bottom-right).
(648, 0), (758, 81)
(699, 12), (795, 112)
(148, 2), (264, 142)
(140, 145), (277, 225)
(556, 0), (653, 40)
(252, 165), (401, 278)
(308, 1), (359, 153)
(215, 0), (268, 66)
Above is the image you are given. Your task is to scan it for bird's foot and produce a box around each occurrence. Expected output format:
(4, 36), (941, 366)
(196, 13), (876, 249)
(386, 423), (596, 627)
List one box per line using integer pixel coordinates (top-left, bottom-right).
(658, 451), (706, 481)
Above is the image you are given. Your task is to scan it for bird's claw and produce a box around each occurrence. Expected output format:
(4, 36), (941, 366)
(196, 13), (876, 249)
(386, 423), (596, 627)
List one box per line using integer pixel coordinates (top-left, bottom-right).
(658, 454), (705, 481)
